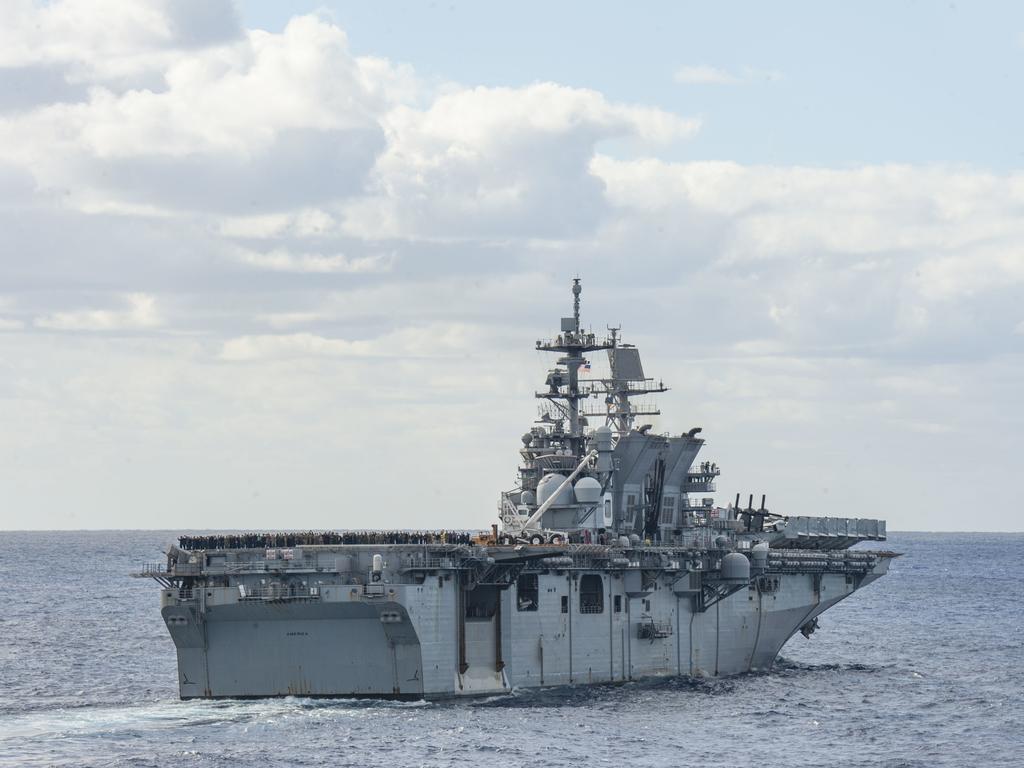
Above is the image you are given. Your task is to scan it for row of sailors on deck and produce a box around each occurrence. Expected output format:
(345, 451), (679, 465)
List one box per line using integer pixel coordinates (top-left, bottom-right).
(176, 530), (475, 551)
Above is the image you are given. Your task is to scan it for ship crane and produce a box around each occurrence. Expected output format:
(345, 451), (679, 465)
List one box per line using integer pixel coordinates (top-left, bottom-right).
(501, 450), (598, 544)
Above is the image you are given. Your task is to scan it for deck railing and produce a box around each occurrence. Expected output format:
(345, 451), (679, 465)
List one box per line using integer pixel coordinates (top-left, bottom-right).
(237, 585), (323, 601)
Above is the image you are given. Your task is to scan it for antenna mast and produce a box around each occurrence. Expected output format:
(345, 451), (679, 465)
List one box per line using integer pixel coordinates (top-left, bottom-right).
(572, 277), (581, 332)
(535, 280), (612, 450)
(580, 325), (668, 435)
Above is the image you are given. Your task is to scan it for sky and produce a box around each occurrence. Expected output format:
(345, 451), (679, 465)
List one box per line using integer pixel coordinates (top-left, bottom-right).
(0, 1), (1021, 532)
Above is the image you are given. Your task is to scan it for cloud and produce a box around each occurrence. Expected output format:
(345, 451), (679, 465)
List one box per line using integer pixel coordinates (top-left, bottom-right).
(674, 65), (781, 85)
(587, 155), (1024, 359)
(0, 65), (89, 114)
(0, 0), (242, 87)
(34, 293), (162, 331)
(218, 209), (340, 239)
(343, 82), (699, 241)
(1, 3), (1022, 532)
(0, 13), (702, 230)
(219, 323), (480, 361)
(0, 14), (391, 213)
(591, 157), (1024, 270)
(258, 312), (328, 330)
(914, 245), (1024, 301)
(220, 332), (372, 361)
(233, 247), (393, 274)
(0, 3), (711, 271)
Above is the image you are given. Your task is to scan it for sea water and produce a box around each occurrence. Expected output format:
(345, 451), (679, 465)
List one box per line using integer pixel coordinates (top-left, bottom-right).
(0, 531), (1021, 767)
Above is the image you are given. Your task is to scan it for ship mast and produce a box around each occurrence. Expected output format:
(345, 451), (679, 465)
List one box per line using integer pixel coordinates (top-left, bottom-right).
(535, 279), (612, 453)
(582, 328), (668, 436)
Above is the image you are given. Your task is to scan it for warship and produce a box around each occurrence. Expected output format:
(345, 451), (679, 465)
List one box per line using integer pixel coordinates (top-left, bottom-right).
(138, 280), (894, 700)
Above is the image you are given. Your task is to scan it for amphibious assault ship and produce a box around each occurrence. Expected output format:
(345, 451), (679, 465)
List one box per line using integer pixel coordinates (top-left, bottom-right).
(138, 280), (893, 699)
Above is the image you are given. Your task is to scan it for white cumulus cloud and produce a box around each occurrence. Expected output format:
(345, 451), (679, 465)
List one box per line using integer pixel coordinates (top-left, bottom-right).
(1, 2), (1021, 532)
(34, 293), (162, 331)
(0, 0), (242, 87)
(344, 82), (700, 240)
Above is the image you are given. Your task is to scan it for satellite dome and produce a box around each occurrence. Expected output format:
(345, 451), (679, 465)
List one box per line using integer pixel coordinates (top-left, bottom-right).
(536, 473), (573, 507)
(574, 477), (602, 503)
(721, 552), (751, 582)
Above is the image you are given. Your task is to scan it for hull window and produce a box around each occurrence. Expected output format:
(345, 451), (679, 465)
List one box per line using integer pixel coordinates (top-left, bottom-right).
(579, 574), (604, 614)
(517, 574), (539, 611)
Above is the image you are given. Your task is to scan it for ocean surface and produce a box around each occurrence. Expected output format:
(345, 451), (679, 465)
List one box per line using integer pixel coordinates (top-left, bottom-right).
(0, 531), (1021, 768)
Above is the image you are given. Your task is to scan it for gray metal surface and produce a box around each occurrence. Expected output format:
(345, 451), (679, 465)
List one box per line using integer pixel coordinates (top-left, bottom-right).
(138, 280), (895, 700)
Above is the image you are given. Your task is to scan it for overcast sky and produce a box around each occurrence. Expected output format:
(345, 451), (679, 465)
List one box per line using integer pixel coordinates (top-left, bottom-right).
(1, 1), (1021, 532)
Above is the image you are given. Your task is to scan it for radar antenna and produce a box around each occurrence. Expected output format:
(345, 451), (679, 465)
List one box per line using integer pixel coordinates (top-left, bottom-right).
(581, 327), (668, 435)
(572, 277), (581, 333)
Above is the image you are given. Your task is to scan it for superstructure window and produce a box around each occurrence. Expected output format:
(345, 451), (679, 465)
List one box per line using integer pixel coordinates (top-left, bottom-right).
(614, 595), (622, 613)
(579, 574), (604, 614)
(560, 596), (569, 614)
(625, 494), (637, 522)
(660, 495), (676, 524)
(516, 574), (538, 611)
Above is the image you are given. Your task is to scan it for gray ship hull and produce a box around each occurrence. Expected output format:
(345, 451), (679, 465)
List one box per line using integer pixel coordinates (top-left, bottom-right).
(142, 282), (897, 700)
(160, 551), (892, 700)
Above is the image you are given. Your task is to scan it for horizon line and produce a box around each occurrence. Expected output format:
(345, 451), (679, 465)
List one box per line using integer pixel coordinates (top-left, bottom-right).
(2, 528), (1022, 535)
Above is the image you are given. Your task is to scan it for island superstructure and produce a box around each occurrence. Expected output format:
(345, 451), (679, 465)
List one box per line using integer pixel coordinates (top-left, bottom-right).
(138, 280), (894, 699)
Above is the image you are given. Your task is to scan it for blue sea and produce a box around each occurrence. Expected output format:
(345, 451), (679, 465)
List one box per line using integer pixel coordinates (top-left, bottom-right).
(0, 531), (1021, 767)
